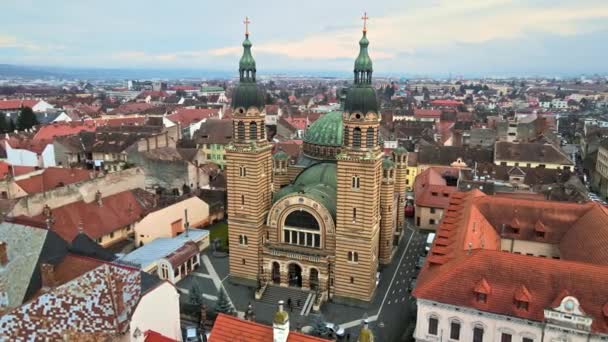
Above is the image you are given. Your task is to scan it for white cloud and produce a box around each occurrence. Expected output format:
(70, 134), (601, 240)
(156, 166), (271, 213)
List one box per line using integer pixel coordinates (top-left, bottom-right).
(0, 34), (63, 51)
(210, 0), (608, 62)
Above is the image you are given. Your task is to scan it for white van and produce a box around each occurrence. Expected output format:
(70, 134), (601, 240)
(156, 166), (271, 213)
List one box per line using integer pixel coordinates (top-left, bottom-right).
(425, 233), (436, 253)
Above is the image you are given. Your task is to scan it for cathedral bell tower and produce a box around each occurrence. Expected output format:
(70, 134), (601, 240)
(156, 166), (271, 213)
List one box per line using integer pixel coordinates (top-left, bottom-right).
(226, 18), (272, 282)
(334, 13), (383, 302)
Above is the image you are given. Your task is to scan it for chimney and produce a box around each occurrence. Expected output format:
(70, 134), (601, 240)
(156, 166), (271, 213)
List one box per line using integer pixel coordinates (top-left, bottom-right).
(0, 241), (8, 266)
(40, 263), (57, 289)
(95, 190), (102, 206)
(273, 300), (289, 342)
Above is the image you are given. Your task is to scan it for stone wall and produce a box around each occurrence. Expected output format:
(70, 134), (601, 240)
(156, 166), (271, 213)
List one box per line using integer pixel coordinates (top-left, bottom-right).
(9, 167), (145, 217)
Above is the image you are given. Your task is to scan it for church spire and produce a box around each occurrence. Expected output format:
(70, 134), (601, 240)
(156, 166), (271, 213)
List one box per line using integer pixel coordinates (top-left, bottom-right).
(239, 16), (256, 83)
(354, 12), (373, 85)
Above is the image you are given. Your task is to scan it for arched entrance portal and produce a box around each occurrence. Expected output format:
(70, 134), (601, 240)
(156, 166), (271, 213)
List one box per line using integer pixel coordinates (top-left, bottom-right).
(309, 268), (319, 291)
(272, 262), (281, 285)
(288, 263), (302, 287)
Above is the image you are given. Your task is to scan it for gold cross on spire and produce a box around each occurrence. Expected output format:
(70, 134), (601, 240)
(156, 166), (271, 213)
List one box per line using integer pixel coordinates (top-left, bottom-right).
(244, 16), (251, 36)
(361, 12), (369, 33)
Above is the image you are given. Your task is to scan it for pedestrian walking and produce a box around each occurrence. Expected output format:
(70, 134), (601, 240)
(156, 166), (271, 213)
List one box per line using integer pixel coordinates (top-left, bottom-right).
(296, 299), (301, 308)
(287, 297), (293, 312)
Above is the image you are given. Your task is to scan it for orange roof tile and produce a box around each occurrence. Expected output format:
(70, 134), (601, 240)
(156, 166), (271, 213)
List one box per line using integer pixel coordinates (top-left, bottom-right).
(209, 314), (329, 342)
(414, 190), (608, 333)
(15, 167), (91, 194)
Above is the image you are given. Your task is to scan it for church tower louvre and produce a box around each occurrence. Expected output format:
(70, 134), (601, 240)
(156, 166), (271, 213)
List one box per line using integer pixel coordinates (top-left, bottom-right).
(226, 18), (272, 282)
(334, 13), (383, 302)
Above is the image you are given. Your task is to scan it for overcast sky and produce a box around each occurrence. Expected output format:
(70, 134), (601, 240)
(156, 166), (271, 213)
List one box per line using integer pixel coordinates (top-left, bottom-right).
(2, 0), (608, 76)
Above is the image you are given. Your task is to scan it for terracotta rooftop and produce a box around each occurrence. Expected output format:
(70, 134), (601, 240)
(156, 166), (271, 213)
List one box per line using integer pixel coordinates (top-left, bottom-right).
(413, 167), (459, 208)
(414, 190), (608, 333)
(494, 141), (573, 166)
(15, 167), (91, 194)
(209, 313), (329, 342)
(167, 108), (219, 126)
(0, 99), (38, 110)
(23, 188), (156, 241)
(33, 122), (97, 141)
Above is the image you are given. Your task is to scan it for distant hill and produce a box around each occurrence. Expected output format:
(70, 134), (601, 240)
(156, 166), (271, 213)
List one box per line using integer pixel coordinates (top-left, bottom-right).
(0, 64), (68, 78)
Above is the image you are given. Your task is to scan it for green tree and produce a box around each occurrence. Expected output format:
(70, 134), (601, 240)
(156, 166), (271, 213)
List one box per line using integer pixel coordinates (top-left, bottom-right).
(189, 284), (204, 307)
(214, 287), (234, 315)
(16, 107), (38, 131)
(309, 314), (330, 337)
(8, 118), (16, 132)
(0, 115), (8, 133)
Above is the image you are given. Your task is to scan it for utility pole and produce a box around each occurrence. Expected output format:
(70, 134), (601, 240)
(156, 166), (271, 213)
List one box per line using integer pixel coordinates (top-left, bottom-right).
(184, 208), (190, 237)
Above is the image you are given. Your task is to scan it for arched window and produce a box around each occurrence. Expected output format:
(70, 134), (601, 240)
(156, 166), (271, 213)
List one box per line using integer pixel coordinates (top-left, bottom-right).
(353, 252), (359, 262)
(450, 320), (461, 340)
(366, 127), (375, 148)
(261, 124), (265, 139)
(239, 166), (247, 177)
(352, 127), (361, 148)
(249, 121), (257, 140)
(237, 121), (245, 140)
(241, 194), (245, 206)
(473, 325), (484, 342)
(160, 263), (169, 280)
(239, 235), (243, 245)
(343, 128), (349, 146)
(347, 251), (353, 261)
(428, 315), (439, 335)
(352, 176), (360, 189)
(352, 207), (357, 222)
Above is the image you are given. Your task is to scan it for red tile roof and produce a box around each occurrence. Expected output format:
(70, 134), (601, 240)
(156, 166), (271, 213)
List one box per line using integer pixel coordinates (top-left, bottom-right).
(167, 108), (219, 126)
(109, 102), (156, 115)
(413, 167), (459, 208)
(33, 122), (97, 141)
(145, 330), (178, 342)
(0, 99), (38, 110)
(15, 167), (91, 194)
(414, 190), (608, 333)
(24, 189), (155, 242)
(414, 109), (441, 119)
(431, 99), (462, 107)
(166, 241), (198, 268)
(0, 161), (36, 179)
(5, 136), (51, 154)
(209, 314), (329, 342)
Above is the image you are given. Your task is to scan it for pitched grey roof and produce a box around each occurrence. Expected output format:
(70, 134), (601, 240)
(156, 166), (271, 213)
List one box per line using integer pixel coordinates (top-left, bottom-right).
(0, 222), (49, 308)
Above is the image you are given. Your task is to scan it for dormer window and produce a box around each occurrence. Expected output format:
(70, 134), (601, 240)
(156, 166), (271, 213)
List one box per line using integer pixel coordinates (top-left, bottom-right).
(474, 278), (491, 304)
(516, 300), (529, 311)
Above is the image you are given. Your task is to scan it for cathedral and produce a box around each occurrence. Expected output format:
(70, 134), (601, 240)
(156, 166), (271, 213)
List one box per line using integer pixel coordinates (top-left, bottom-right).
(225, 18), (407, 302)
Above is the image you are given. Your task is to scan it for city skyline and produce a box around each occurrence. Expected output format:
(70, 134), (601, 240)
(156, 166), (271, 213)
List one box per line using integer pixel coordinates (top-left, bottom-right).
(2, 0), (608, 76)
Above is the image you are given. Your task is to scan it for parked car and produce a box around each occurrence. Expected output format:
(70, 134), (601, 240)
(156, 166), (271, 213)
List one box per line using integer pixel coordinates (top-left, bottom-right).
(416, 256), (426, 269)
(325, 322), (345, 337)
(408, 277), (417, 292)
(424, 233), (436, 253)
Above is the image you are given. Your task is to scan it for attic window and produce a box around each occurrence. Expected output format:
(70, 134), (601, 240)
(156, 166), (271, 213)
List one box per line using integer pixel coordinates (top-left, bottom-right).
(476, 293), (487, 303)
(431, 192), (438, 196)
(535, 231), (545, 238)
(516, 300), (529, 311)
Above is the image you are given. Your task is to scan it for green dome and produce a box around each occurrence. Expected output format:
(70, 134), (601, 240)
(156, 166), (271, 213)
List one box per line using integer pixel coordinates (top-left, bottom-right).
(232, 82), (265, 110)
(273, 150), (289, 160)
(354, 33), (373, 72)
(393, 146), (407, 155)
(344, 86), (378, 113)
(273, 162), (337, 218)
(239, 37), (256, 71)
(303, 111), (343, 147)
(382, 157), (395, 170)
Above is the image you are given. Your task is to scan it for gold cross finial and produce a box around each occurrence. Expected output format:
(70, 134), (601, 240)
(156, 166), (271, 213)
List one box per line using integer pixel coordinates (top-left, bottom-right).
(361, 12), (369, 32)
(244, 16), (251, 37)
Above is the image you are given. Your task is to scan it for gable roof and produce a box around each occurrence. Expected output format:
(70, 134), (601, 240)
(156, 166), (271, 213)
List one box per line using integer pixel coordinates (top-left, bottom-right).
(495, 141), (573, 165)
(194, 119), (233, 145)
(0, 263), (143, 339)
(24, 189), (156, 241)
(414, 191), (608, 333)
(15, 167), (91, 194)
(209, 313), (329, 342)
(167, 108), (219, 126)
(413, 167), (459, 208)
